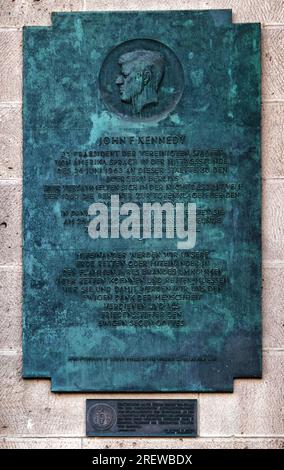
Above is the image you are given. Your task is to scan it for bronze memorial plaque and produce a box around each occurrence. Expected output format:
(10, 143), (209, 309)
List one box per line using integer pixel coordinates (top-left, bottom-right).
(23, 10), (261, 393)
(86, 399), (197, 437)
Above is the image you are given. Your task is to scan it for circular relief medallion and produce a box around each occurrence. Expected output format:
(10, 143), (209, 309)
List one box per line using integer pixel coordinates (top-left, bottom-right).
(99, 38), (185, 122)
(87, 403), (117, 431)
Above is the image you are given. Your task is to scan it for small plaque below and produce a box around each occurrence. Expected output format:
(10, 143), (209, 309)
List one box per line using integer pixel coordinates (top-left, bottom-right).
(86, 399), (197, 437)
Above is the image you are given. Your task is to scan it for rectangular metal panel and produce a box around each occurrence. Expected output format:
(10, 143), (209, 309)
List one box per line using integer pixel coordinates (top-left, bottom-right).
(86, 399), (197, 437)
(23, 10), (261, 392)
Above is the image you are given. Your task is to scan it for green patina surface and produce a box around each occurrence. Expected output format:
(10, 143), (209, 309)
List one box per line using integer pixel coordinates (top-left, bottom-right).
(23, 10), (261, 392)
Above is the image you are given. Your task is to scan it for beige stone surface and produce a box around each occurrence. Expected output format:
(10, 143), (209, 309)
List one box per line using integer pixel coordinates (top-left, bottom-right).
(199, 351), (284, 436)
(263, 266), (284, 348)
(0, 105), (22, 178)
(0, 1), (84, 27)
(0, 354), (86, 437)
(0, 269), (22, 352)
(262, 102), (284, 178)
(0, 183), (21, 265)
(1, 1), (284, 28)
(0, 437), (81, 449)
(263, 180), (284, 262)
(82, 437), (284, 449)
(84, 0), (284, 24)
(0, 0), (283, 451)
(0, 30), (22, 102)
(262, 27), (284, 101)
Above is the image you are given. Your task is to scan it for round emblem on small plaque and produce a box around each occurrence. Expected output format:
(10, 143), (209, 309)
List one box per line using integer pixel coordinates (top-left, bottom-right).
(99, 38), (184, 122)
(87, 403), (117, 431)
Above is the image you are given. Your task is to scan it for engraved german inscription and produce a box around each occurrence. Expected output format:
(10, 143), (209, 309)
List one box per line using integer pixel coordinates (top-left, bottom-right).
(86, 399), (197, 437)
(23, 10), (261, 392)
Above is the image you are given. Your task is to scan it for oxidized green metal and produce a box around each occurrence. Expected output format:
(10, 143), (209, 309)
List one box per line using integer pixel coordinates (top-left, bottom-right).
(23, 10), (261, 392)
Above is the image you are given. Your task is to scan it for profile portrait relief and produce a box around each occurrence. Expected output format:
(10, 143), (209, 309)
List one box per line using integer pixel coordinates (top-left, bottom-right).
(99, 38), (184, 122)
(116, 50), (165, 114)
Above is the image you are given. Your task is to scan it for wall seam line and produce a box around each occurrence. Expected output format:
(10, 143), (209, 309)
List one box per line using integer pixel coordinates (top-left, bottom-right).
(1, 434), (284, 439)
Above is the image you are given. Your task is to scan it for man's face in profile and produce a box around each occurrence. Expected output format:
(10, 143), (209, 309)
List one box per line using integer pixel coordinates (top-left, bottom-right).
(116, 60), (144, 103)
(115, 50), (165, 114)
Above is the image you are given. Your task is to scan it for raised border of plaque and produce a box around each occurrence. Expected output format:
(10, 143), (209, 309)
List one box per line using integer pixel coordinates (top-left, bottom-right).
(22, 10), (261, 393)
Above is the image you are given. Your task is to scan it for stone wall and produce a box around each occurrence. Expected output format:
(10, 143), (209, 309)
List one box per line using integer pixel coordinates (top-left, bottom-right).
(0, 0), (283, 449)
